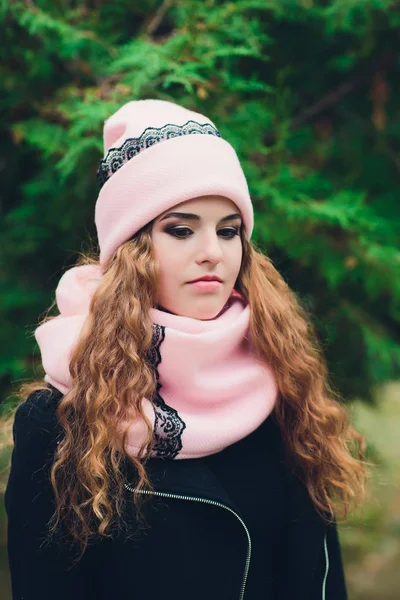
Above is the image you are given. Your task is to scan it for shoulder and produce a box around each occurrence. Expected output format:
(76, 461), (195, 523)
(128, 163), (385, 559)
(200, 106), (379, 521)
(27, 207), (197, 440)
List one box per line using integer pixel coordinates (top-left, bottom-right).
(14, 383), (63, 424)
(5, 385), (65, 513)
(12, 384), (64, 450)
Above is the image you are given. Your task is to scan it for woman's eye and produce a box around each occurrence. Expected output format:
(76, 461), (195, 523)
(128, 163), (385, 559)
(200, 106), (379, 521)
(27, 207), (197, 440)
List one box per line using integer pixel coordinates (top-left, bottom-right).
(167, 227), (192, 238)
(166, 227), (239, 239)
(220, 227), (239, 238)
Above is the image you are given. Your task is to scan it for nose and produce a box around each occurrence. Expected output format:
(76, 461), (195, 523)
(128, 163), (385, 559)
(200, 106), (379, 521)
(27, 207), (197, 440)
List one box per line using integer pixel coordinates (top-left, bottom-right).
(195, 230), (224, 264)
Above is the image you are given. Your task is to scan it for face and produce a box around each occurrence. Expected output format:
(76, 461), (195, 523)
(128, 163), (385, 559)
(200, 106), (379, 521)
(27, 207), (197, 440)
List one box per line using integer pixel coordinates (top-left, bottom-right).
(151, 195), (243, 320)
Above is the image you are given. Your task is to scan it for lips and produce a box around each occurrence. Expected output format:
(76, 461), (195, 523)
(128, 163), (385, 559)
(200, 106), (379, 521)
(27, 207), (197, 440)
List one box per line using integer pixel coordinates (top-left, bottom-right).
(188, 276), (222, 283)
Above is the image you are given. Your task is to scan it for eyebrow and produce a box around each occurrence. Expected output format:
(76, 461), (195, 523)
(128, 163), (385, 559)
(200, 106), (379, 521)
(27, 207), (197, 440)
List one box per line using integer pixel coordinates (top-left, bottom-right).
(159, 212), (242, 223)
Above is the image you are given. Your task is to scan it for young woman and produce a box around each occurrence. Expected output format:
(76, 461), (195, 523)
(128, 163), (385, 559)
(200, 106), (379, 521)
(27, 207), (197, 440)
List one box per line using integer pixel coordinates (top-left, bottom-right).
(4, 99), (370, 600)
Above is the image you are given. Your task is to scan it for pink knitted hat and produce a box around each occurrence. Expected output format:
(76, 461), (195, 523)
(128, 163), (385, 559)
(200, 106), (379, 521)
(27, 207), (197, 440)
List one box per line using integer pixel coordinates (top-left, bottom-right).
(95, 99), (254, 268)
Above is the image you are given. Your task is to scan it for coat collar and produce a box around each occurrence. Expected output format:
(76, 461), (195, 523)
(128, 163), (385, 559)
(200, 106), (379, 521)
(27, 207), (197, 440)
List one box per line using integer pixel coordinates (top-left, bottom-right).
(124, 415), (284, 513)
(125, 447), (239, 511)
(124, 414), (328, 527)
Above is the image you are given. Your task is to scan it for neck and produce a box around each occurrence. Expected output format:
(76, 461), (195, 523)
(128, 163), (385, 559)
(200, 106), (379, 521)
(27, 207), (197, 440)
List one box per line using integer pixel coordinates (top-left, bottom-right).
(155, 304), (175, 315)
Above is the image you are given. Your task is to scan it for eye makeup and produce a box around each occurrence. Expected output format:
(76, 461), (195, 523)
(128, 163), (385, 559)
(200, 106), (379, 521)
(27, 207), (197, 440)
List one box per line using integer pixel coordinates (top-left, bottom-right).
(165, 226), (240, 239)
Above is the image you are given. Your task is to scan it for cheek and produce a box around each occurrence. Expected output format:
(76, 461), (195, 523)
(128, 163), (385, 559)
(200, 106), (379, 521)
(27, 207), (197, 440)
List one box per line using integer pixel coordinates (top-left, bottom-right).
(154, 243), (183, 282)
(229, 244), (243, 276)
(153, 236), (175, 267)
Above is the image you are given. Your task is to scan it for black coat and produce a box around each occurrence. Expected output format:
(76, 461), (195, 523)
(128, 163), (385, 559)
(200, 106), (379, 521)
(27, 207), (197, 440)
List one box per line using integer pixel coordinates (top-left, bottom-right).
(5, 386), (348, 600)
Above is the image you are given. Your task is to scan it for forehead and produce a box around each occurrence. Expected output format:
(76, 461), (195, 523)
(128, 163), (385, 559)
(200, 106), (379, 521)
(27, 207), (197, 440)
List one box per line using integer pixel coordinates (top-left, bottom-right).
(157, 195), (240, 219)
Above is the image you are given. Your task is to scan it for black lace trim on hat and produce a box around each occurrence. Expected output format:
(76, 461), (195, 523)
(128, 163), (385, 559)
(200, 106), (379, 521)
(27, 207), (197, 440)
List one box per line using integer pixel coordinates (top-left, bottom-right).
(97, 119), (221, 188)
(146, 324), (186, 459)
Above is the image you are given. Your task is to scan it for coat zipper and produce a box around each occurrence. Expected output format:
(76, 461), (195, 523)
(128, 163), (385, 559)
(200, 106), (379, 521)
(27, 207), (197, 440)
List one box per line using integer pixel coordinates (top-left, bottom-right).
(322, 531), (329, 600)
(124, 483), (252, 600)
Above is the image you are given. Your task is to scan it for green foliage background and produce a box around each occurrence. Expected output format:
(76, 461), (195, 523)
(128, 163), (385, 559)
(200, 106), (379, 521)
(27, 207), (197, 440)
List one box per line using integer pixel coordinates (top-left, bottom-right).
(1, 0), (400, 404)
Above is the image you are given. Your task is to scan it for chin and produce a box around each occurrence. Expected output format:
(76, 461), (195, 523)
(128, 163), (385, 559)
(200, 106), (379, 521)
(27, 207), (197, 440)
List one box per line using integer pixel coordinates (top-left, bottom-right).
(157, 295), (229, 320)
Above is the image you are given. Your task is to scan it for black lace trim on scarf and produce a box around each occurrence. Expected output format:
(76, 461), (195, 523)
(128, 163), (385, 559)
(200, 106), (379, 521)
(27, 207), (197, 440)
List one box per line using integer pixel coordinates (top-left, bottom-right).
(97, 119), (221, 188)
(146, 324), (186, 459)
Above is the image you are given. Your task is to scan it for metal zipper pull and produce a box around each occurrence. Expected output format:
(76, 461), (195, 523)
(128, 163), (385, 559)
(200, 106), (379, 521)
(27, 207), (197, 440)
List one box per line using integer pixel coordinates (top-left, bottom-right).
(124, 483), (252, 600)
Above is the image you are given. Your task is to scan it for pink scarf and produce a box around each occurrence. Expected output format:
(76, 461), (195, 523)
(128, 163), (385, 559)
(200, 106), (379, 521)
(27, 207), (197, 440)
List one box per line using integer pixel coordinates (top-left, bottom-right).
(35, 265), (278, 459)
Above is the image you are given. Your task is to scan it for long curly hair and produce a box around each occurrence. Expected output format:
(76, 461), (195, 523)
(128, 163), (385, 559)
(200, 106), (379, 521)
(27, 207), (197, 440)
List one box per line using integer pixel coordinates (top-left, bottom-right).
(1, 221), (372, 564)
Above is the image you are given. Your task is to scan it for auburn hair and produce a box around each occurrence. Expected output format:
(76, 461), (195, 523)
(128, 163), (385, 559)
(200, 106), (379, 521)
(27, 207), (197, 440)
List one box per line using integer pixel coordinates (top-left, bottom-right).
(1, 221), (372, 565)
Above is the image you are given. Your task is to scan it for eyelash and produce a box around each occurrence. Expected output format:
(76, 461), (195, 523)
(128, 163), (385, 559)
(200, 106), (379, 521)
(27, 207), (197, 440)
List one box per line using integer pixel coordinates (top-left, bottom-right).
(166, 227), (240, 240)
